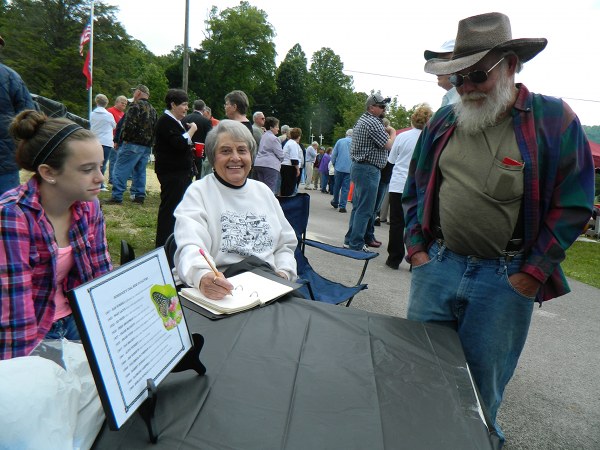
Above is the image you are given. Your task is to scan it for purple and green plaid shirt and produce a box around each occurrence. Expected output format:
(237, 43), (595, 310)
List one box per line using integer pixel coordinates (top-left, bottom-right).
(0, 177), (112, 359)
(402, 84), (595, 302)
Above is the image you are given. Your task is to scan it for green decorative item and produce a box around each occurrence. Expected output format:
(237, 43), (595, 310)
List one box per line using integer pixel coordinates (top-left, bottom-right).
(150, 284), (183, 330)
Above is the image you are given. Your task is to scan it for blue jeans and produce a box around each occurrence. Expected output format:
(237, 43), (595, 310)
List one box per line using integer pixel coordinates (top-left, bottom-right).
(331, 170), (350, 208)
(365, 181), (389, 243)
(407, 241), (535, 441)
(111, 142), (151, 201)
(108, 148), (118, 184)
(320, 172), (329, 192)
(0, 171), (20, 195)
(344, 162), (380, 250)
(45, 314), (80, 341)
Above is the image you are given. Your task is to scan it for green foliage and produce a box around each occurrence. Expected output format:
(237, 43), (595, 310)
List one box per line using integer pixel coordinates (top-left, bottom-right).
(1, 0), (168, 118)
(307, 48), (354, 143)
(192, 1), (277, 118)
(273, 44), (309, 129)
(583, 125), (600, 143)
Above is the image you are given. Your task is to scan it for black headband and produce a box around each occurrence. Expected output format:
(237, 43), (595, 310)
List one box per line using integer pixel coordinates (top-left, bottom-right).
(32, 123), (83, 167)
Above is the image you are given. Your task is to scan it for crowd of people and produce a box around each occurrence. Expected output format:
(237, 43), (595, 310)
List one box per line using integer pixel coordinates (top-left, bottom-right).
(0, 12), (596, 446)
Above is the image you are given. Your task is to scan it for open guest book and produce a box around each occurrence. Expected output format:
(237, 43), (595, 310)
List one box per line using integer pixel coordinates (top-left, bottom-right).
(180, 270), (296, 315)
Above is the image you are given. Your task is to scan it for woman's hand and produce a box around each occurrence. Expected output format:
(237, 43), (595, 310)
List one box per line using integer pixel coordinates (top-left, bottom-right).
(187, 121), (198, 138)
(199, 272), (234, 300)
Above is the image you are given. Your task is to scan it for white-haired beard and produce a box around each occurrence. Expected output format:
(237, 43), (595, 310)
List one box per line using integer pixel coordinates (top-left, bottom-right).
(453, 68), (515, 135)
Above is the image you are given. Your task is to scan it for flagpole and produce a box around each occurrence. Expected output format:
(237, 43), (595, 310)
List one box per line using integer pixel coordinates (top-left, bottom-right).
(88, 0), (95, 119)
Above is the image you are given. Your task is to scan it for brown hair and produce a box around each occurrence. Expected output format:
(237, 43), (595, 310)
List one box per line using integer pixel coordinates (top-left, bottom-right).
(10, 110), (96, 173)
(290, 127), (302, 140)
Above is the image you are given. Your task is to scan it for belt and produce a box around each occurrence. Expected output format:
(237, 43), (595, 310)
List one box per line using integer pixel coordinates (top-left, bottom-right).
(434, 226), (523, 256)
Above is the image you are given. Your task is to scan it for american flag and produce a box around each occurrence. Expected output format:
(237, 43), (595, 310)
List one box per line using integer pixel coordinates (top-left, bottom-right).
(79, 22), (91, 56)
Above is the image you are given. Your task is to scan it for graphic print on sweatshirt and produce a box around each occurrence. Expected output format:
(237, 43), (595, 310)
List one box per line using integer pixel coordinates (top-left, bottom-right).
(220, 210), (274, 256)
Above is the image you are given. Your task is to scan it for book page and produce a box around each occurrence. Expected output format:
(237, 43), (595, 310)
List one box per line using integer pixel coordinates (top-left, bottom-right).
(180, 271), (294, 314)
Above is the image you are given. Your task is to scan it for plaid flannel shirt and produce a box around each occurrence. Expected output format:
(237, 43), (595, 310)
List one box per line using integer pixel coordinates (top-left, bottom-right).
(402, 84), (595, 302)
(0, 177), (112, 359)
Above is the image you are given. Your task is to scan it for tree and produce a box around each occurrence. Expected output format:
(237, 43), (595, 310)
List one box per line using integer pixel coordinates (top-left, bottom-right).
(0, 0), (168, 118)
(307, 47), (354, 144)
(273, 44), (309, 131)
(193, 1), (277, 119)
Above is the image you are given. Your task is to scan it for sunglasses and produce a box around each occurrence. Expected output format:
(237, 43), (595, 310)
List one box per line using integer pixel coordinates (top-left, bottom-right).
(375, 103), (387, 109)
(448, 57), (504, 88)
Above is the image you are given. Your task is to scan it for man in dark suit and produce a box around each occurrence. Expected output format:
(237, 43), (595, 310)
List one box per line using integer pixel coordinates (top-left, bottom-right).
(182, 99), (213, 179)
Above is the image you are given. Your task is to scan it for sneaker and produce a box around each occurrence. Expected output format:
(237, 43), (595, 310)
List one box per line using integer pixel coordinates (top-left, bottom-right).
(374, 217), (381, 226)
(330, 201), (338, 209)
(103, 198), (122, 205)
(132, 197), (145, 204)
(343, 243), (350, 249)
(305, 186), (312, 190)
(100, 186), (109, 192)
(339, 208), (347, 213)
(362, 244), (370, 252)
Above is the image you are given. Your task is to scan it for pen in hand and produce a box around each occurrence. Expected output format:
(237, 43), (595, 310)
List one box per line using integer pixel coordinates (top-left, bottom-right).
(199, 248), (233, 296)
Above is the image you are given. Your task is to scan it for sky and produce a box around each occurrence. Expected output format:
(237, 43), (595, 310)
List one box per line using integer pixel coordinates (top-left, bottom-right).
(106, 0), (600, 126)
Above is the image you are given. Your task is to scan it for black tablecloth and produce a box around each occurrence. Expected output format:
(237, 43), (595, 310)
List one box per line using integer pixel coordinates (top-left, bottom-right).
(93, 298), (500, 449)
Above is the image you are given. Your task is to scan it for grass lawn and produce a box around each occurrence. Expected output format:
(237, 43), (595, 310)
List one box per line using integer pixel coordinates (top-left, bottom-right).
(563, 240), (600, 289)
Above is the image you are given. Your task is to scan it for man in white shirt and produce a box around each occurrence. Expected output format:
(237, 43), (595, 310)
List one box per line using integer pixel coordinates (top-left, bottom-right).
(90, 93), (116, 190)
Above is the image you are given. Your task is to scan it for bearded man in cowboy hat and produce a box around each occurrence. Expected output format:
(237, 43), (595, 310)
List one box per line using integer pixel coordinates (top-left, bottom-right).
(403, 12), (594, 443)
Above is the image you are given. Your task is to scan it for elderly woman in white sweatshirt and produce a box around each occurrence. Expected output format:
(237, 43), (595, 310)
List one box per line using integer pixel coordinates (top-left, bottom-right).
(174, 120), (298, 300)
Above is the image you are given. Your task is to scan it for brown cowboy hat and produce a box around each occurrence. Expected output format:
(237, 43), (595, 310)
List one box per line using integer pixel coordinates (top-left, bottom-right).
(425, 12), (547, 75)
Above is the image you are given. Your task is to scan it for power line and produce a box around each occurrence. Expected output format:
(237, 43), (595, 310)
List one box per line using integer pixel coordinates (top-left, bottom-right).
(344, 69), (600, 104)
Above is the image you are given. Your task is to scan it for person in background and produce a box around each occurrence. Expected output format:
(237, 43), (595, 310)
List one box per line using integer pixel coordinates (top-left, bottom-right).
(154, 89), (197, 247)
(303, 141), (318, 190)
(404, 12), (594, 442)
(0, 34), (35, 194)
(279, 124), (290, 145)
(252, 111), (266, 147)
(280, 127), (302, 196)
(203, 106), (220, 128)
(311, 147), (324, 191)
(106, 95), (127, 185)
(0, 110), (112, 359)
(90, 93), (116, 191)
(108, 84), (157, 205)
(424, 39), (459, 107)
(319, 147), (332, 193)
(330, 129), (353, 212)
(182, 99), (213, 180)
(224, 90), (253, 133)
(173, 120), (297, 300)
(253, 116), (283, 194)
(385, 103), (432, 269)
(344, 92), (396, 251)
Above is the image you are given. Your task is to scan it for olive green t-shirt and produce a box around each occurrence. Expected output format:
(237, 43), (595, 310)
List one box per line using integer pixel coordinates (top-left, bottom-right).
(438, 116), (524, 257)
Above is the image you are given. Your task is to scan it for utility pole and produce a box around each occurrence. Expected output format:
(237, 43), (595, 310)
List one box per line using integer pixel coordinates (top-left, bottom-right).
(182, 0), (190, 92)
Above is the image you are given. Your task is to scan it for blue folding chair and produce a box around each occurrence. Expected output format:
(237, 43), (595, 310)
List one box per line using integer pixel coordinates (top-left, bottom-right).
(278, 193), (379, 306)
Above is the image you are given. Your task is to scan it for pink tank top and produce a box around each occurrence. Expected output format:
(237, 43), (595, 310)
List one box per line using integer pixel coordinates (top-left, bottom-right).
(53, 246), (75, 321)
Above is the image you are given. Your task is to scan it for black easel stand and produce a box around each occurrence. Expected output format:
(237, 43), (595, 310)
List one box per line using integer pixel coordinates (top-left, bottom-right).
(138, 333), (206, 443)
(172, 333), (207, 375)
(139, 379), (159, 444)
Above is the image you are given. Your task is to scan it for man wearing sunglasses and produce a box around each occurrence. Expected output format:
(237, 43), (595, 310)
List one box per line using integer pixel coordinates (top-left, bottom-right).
(402, 12), (594, 444)
(343, 92), (396, 251)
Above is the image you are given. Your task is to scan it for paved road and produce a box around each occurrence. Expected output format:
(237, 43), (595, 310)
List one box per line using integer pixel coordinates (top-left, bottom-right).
(300, 187), (600, 449)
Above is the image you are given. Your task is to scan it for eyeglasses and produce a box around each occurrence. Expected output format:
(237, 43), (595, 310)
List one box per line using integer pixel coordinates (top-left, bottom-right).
(448, 57), (504, 88)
